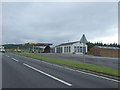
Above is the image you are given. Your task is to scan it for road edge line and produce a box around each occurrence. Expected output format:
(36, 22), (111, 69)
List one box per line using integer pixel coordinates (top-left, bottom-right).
(23, 63), (72, 87)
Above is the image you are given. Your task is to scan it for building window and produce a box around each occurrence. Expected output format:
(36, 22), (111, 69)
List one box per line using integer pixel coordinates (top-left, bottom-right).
(64, 47), (66, 53)
(69, 46), (71, 52)
(67, 47), (68, 52)
(74, 46), (76, 52)
(64, 47), (65, 53)
(56, 48), (58, 53)
(61, 47), (63, 53)
(77, 46), (79, 52)
(83, 47), (86, 53)
(57, 47), (60, 53)
(80, 47), (82, 52)
(51, 48), (55, 53)
(59, 47), (61, 53)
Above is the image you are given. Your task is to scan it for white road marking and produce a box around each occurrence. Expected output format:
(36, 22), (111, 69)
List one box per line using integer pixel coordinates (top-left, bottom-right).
(14, 54), (120, 83)
(7, 56), (10, 57)
(35, 60), (120, 83)
(12, 58), (19, 62)
(5, 55), (10, 58)
(23, 63), (72, 87)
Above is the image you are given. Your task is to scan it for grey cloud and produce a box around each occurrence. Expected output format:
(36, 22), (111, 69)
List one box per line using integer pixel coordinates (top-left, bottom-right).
(2, 2), (118, 45)
(0, 3), (2, 45)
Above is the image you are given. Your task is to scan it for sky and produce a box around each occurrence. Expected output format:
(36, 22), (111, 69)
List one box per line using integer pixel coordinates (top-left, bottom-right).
(0, 2), (2, 45)
(2, 2), (118, 45)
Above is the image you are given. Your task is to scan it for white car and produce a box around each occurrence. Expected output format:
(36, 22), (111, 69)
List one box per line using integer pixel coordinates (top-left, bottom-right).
(16, 49), (21, 53)
(0, 46), (5, 53)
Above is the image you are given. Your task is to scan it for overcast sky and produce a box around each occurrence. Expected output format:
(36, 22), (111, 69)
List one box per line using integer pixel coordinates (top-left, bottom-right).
(2, 2), (118, 45)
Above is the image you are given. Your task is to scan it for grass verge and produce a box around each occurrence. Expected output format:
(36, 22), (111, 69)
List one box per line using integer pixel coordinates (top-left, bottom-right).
(14, 53), (120, 77)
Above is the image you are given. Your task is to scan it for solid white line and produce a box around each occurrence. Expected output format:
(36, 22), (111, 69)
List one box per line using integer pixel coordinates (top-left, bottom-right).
(23, 63), (72, 87)
(17, 55), (120, 83)
(37, 60), (120, 83)
(12, 58), (19, 62)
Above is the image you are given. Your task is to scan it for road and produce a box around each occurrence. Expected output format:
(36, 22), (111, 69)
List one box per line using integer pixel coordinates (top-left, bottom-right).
(2, 53), (119, 88)
(28, 53), (119, 69)
(0, 53), (2, 89)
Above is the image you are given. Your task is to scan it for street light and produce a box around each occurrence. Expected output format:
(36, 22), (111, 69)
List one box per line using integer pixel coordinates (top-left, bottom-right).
(80, 34), (88, 63)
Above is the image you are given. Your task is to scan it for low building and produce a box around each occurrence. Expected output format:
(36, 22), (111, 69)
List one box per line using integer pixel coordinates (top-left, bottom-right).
(50, 41), (87, 54)
(88, 46), (120, 58)
(43, 46), (51, 53)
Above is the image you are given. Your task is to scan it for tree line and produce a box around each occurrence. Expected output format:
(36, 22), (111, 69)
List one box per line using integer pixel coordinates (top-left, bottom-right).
(86, 42), (120, 51)
(2, 42), (120, 52)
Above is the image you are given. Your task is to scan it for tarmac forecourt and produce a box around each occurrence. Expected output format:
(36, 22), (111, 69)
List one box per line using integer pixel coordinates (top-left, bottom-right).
(14, 53), (120, 78)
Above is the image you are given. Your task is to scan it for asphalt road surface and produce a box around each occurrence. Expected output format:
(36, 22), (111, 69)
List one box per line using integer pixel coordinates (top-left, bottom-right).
(29, 53), (119, 69)
(2, 53), (119, 88)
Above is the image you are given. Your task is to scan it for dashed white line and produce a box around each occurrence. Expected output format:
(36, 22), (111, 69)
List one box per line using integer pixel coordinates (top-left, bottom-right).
(23, 63), (72, 87)
(12, 58), (19, 62)
(5, 55), (10, 57)
(7, 56), (9, 57)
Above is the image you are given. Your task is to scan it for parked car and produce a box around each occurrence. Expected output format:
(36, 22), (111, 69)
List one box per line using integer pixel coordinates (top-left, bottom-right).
(16, 49), (21, 53)
(15, 49), (22, 53)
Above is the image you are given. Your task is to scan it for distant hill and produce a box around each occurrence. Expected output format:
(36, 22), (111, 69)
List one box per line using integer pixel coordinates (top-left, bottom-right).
(3, 44), (29, 49)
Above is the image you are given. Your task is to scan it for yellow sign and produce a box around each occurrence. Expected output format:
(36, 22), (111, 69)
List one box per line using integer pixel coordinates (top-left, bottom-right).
(28, 42), (38, 45)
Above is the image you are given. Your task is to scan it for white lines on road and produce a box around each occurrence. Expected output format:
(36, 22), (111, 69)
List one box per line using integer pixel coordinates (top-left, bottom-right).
(8, 54), (120, 83)
(5, 55), (10, 58)
(12, 58), (19, 62)
(7, 56), (10, 57)
(37, 60), (120, 83)
(4, 55), (19, 62)
(23, 63), (72, 87)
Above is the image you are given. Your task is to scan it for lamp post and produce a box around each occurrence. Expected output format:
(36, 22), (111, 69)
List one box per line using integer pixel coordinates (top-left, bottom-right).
(80, 34), (88, 63)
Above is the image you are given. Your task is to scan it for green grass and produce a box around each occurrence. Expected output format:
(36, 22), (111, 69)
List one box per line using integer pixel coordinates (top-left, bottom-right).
(14, 53), (120, 77)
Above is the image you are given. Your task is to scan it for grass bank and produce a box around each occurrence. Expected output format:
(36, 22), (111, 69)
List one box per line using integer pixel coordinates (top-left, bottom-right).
(15, 53), (120, 77)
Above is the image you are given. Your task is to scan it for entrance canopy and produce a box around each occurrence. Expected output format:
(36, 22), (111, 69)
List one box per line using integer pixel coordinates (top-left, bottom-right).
(22, 42), (53, 46)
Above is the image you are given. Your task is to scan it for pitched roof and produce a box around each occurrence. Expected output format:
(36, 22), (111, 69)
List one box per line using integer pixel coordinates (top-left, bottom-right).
(80, 34), (88, 43)
(56, 41), (80, 46)
(94, 46), (120, 50)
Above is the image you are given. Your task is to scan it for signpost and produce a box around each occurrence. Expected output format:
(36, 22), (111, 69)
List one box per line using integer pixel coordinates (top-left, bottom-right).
(80, 34), (88, 63)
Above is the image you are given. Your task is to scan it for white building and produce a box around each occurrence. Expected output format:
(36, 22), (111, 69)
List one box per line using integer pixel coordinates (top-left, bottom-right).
(50, 41), (87, 54)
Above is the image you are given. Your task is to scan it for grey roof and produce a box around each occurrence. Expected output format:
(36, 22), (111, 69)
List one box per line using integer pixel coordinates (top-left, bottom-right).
(94, 46), (120, 50)
(80, 34), (88, 43)
(56, 41), (80, 47)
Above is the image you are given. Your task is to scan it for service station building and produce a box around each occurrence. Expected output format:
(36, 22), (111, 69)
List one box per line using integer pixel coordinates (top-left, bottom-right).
(50, 41), (87, 54)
